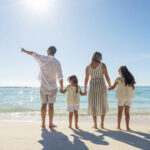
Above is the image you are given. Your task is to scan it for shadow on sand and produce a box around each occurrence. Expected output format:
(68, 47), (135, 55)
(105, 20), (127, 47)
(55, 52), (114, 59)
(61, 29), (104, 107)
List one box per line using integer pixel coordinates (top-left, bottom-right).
(39, 128), (88, 150)
(71, 128), (109, 146)
(39, 128), (150, 150)
(96, 129), (150, 150)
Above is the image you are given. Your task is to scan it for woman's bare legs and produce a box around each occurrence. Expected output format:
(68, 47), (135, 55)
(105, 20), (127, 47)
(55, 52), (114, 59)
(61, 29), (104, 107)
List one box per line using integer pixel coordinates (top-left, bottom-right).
(93, 115), (97, 129)
(69, 112), (73, 128)
(74, 110), (79, 129)
(100, 115), (105, 129)
(118, 106), (123, 129)
(125, 106), (131, 130)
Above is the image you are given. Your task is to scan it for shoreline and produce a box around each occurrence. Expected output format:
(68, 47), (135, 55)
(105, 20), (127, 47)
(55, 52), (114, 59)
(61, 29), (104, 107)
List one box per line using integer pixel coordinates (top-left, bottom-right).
(0, 114), (150, 124)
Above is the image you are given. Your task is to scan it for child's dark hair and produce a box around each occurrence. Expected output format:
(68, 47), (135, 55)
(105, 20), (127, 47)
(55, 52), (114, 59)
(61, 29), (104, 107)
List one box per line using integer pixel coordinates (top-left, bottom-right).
(69, 75), (78, 93)
(119, 66), (136, 86)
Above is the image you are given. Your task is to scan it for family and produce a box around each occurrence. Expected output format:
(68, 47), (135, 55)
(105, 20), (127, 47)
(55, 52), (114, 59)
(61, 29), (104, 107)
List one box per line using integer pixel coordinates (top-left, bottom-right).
(21, 46), (135, 130)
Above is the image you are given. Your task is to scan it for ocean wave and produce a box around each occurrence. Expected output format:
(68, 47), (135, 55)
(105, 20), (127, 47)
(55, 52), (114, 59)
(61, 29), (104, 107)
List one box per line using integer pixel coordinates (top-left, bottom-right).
(0, 108), (150, 116)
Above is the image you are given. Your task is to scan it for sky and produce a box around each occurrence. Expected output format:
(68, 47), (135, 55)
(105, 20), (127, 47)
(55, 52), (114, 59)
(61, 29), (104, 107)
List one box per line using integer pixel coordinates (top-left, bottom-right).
(0, 0), (150, 87)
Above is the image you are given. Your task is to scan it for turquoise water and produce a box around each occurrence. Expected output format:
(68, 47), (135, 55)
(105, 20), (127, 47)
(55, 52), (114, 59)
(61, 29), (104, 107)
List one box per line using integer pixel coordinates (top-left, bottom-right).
(0, 87), (150, 115)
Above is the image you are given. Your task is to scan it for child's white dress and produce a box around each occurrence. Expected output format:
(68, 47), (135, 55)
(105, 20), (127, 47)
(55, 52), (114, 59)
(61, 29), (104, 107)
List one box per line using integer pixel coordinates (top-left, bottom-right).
(66, 85), (81, 112)
(115, 77), (134, 106)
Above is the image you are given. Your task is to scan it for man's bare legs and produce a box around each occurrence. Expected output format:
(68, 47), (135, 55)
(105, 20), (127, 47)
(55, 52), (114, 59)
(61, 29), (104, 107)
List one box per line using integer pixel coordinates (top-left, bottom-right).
(41, 103), (47, 128)
(118, 106), (123, 130)
(74, 110), (79, 129)
(49, 103), (57, 128)
(100, 115), (105, 129)
(69, 112), (73, 128)
(125, 106), (131, 130)
(93, 115), (97, 129)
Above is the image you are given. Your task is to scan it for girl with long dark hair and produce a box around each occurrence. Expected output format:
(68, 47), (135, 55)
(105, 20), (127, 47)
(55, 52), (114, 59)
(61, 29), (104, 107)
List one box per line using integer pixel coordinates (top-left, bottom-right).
(61, 75), (86, 129)
(109, 66), (135, 130)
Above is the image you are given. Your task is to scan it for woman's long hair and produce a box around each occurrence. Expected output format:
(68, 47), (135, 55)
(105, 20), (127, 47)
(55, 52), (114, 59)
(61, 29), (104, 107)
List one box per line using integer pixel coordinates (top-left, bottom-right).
(90, 52), (102, 65)
(119, 66), (136, 86)
(69, 75), (78, 93)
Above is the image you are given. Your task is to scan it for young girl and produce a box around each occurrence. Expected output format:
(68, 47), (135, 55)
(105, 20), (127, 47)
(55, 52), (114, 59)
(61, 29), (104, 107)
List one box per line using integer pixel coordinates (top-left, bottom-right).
(109, 66), (135, 130)
(61, 75), (86, 129)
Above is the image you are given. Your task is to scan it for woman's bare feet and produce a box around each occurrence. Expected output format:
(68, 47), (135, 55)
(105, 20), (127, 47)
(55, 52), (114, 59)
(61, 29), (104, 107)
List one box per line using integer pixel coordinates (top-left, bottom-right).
(49, 124), (57, 128)
(100, 124), (104, 129)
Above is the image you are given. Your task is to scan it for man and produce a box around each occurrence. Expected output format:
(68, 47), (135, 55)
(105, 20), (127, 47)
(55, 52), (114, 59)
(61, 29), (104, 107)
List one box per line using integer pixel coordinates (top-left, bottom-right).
(21, 46), (63, 128)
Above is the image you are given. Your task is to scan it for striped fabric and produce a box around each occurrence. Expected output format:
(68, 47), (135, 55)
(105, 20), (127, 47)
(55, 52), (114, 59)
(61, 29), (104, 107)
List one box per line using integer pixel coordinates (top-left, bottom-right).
(88, 63), (109, 116)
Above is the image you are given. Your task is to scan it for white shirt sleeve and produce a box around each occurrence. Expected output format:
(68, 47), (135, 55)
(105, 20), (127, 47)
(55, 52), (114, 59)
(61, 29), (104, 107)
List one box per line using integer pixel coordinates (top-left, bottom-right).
(57, 62), (63, 81)
(32, 52), (48, 65)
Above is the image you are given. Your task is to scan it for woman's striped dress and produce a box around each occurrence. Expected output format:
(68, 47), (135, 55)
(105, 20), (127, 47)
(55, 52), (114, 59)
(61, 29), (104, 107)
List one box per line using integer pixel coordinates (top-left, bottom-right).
(88, 63), (109, 116)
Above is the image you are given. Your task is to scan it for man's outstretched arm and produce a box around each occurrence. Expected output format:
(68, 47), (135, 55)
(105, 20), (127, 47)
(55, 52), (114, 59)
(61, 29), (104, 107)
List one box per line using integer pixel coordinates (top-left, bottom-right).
(21, 48), (33, 56)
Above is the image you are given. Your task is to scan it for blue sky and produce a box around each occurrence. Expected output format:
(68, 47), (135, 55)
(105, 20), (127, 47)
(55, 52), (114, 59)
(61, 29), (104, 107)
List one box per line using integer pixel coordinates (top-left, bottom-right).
(0, 0), (150, 86)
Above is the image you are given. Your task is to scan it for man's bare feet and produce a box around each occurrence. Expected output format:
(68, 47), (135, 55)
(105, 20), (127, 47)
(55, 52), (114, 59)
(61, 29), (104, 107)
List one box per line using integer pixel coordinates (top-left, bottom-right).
(100, 124), (104, 129)
(49, 124), (57, 128)
(117, 127), (121, 130)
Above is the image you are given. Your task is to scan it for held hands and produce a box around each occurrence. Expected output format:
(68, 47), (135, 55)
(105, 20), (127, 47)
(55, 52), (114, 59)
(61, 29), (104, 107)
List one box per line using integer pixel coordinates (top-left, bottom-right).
(84, 89), (87, 96)
(60, 87), (64, 93)
(108, 87), (112, 91)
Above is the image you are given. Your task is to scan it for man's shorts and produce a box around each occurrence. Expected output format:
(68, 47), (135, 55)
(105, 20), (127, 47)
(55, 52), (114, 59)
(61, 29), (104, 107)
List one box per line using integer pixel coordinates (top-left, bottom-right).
(40, 87), (57, 104)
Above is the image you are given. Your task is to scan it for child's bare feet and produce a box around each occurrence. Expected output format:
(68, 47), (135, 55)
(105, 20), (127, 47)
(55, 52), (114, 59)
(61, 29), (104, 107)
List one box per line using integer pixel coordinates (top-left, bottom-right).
(75, 125), (79, 129)
(100, 124), (104, 129)
(69, 125), (72, 128)
(49, 124), (57, 128)
(92, 125), (98, 129)
(126, 127), (132, 131)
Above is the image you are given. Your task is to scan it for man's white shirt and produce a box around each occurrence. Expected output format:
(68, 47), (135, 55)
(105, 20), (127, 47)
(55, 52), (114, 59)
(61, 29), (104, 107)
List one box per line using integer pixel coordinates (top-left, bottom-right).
(33, 53), (63, 90)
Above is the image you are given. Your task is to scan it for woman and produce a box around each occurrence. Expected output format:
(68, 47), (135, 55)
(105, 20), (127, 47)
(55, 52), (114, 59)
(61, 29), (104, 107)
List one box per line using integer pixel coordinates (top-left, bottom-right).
(84, 52), (111, 129)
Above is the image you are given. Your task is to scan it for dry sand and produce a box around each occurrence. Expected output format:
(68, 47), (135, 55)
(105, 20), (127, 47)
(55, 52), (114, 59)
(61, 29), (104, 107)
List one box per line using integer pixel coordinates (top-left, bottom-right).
(0, 115), (150, 150)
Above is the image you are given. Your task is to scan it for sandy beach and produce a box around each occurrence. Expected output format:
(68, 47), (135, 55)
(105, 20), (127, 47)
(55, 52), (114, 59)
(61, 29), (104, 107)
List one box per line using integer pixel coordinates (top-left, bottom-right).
(0, 115), (150, 150)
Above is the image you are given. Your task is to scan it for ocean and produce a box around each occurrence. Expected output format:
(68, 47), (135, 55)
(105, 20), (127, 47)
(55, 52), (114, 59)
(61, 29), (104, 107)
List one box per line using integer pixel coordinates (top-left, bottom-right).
(0, 87), (150, 117)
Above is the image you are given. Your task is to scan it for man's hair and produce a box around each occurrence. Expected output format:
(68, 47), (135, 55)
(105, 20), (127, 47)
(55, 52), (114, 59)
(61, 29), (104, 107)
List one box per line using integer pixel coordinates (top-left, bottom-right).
(48, 46), (57, 55)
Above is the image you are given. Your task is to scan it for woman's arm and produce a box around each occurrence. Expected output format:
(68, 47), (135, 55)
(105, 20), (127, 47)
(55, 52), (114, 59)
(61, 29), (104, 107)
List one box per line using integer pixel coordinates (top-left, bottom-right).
(102, 63), (111, 87)
(108, 82), (118, 91)
(84, 67), (89, 95)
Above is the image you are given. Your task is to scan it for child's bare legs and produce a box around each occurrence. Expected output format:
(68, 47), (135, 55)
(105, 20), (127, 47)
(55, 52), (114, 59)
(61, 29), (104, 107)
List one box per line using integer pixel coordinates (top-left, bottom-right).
(93, 115), (97, 129)
(118, 106), (123, 129)
(125, 106), (131, 130)
(74, 110), (79, 129)
(100, 115), (105, 129)
(69, 112), (73, 128)
(41, 103), (47, 128)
